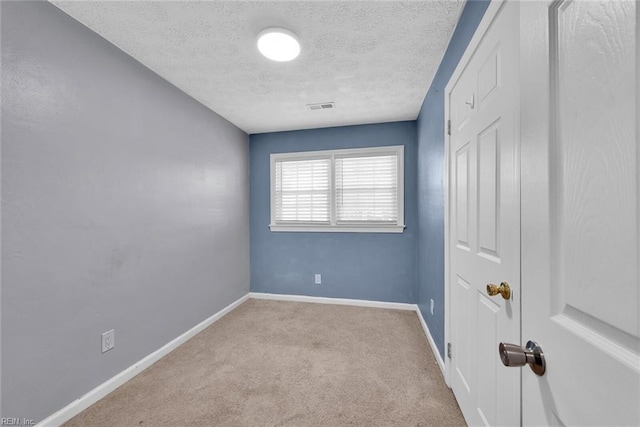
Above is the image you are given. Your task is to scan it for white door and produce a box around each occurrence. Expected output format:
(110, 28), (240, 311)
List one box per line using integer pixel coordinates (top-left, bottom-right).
(520, 0), (640, 425)
(447, 2), (520, 425)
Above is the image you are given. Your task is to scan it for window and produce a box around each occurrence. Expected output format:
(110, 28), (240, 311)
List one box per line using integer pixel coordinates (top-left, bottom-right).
(270, 146), (404, 232)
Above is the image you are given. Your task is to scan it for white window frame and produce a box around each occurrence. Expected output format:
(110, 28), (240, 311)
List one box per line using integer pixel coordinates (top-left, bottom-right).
(269, 145), (405, 233)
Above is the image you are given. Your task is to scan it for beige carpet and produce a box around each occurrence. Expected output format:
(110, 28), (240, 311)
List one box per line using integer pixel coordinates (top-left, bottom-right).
(65, 299), (466, 426)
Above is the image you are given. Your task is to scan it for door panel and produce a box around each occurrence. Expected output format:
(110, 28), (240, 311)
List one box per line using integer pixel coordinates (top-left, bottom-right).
(521, 0), (640, 425)
(448, 2), (520, 425)
(477, 121), (500, 261)
(454, 275), (472, 394)
(476, 294), (500, 425)
(555, 0), (638, 337)
(477, 45), (500, 108)
(456, 145), (471, 250)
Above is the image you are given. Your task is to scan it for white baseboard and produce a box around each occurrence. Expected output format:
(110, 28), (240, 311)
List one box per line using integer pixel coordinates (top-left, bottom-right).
(248, 292), (416, 311)
(37, 293), (250, 427)
(415, 306), (446, 376)
(38, 292), (446, 426)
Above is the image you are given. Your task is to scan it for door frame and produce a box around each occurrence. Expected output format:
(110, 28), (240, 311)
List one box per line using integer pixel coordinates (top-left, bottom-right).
(443, 0), (508, 388)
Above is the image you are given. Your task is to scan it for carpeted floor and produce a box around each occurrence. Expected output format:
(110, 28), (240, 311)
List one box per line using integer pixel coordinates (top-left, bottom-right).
(65, 299), (466, 426)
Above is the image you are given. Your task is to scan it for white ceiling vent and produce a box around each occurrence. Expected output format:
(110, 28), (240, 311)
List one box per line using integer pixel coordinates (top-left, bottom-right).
(307, 102), (335, 111)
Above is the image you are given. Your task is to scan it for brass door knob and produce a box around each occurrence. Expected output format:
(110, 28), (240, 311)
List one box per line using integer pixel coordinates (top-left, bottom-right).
(486, 282), (511, 299)
(499, 341), (546, 376)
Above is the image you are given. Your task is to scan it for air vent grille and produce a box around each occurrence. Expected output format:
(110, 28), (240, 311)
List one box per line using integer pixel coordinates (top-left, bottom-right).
(307, 102), (335, 111)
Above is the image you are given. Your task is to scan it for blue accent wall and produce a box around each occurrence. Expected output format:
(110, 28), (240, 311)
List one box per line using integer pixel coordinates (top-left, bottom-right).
(417, 0), (491, 358)
(249, 0), (489, 357)
(250, 122), (418, 303)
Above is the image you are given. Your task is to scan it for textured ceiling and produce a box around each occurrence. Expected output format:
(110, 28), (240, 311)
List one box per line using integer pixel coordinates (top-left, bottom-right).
(50, 1), (464, 134)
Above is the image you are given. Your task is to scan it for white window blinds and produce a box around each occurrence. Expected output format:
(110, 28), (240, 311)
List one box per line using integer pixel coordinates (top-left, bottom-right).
(270, 145), (404, 233)
(274, 158), (330, 223)
(335, 154), (398, 224)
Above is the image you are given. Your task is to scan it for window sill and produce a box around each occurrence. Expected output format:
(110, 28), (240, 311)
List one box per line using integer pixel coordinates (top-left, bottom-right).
(268, 224), (406, 233)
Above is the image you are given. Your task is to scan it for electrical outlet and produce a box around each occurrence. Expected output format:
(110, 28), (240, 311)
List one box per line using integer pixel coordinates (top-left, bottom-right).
(314, 274), (322, 285)
(430, 299), (434, 315)
(101, 329), (115, 353)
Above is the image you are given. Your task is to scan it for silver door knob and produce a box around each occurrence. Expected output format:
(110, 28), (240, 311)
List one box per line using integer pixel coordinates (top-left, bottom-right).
(498, 340), (546, 376)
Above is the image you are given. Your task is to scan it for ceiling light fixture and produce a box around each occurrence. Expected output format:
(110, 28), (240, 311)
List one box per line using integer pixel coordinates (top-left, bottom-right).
(257, 28), (300, 62)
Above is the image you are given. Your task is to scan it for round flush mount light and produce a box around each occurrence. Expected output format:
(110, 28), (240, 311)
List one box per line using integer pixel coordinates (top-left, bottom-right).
(257, 28), (300, 62)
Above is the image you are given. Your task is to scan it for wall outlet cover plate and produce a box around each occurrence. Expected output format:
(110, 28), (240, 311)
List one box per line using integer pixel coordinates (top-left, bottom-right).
(101, 329), (115, 353)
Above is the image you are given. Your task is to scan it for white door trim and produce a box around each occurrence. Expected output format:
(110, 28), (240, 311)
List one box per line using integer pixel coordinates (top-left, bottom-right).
(443, 0), (507, 388)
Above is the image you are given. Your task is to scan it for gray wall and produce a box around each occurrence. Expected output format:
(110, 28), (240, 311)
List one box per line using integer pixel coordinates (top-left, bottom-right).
(1, 1), (249, 422)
